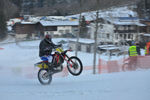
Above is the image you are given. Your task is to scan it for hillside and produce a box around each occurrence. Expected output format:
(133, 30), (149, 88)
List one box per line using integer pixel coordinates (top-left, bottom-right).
(6, 0), (141, 17)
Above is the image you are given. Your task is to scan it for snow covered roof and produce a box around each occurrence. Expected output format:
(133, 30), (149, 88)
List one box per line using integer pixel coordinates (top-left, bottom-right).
(21, 21), (38, 24)
(100, 47), (120, 50)
(113, 21), (145, 26)
(69, 38), (95, 44)
(66, 6), (137, 21)
(7, 18), (22, 26)
(105, 17), (146, 26)
(40, 20), (79, 26)
(98, 45), (120, 50)
(98, 45), (116, 48)
(143, 34), (150, 37)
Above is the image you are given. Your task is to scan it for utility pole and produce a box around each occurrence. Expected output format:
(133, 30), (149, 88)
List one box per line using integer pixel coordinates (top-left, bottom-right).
(93, 0), (100, 74)
(75, 0), (82, 57)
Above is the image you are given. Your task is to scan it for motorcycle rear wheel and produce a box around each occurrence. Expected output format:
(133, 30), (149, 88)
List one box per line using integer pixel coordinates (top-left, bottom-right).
(38, 68), (52, 85)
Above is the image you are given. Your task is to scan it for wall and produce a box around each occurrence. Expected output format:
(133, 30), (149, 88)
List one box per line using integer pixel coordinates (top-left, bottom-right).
(43, 26), (78, 36)
(16, 34), (28, 39)
(89, 23), (114, 43)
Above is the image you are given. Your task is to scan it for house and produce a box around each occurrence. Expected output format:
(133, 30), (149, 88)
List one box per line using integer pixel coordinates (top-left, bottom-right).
(13, 20), (79, 40)
(140, 19), (150, 42)
(111, 17), (146, 43)
(69, 38), (95, 53)
(39, 20), (79, 36)
(97, 45), (126, 56)
(88, 17), (146, 45)
(13, 21), (42, 40)
(89, 23), (114, 44)
(68, 38), (125, 55)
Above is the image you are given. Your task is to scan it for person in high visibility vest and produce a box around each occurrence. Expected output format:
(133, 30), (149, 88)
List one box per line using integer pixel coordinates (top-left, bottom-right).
(129, 45), (138, 56)
(145, 46), (148, 55)
(128, 42), (140, 70)
(128, 42), (140, 56)
(145, 42), (150, 55)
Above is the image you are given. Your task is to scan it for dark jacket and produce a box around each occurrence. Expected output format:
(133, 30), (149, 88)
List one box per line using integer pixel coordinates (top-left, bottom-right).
(136, 46), (141, 55)
(39, 39), (60, 57)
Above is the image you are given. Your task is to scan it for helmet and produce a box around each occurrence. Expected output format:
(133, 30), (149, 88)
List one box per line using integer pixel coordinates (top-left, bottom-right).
(45, 34), (51, 39)
(45, 34), (52, 43)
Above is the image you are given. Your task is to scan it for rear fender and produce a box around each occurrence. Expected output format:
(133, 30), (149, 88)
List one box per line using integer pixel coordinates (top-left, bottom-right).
(35, 62), (48, 69)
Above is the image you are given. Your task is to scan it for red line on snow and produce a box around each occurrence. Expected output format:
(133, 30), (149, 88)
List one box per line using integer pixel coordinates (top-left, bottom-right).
(0, 48), (4, 50)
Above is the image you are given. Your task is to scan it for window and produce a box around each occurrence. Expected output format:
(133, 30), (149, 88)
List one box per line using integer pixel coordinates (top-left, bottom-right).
(128, 34), (131, 39)
(120, 34), (122, 38)
(116, 34), (118, 39)
(118, 26), (124, 30)
(130, 26), (134, 30)
(59, 30), (64, 34)
(107, 34), (110, 39)
(86, 45), (90, 53)
(125, 26), (128, 30)
(131, 34), (133, 39)
(78, 44), (81, 51)
(124, 34), (126, 39)
(65, 30), (70, 34)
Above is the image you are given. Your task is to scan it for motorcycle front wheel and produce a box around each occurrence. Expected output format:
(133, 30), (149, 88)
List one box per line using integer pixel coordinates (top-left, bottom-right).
(38, 68), (52, 85)
(67, 56), (83, 76)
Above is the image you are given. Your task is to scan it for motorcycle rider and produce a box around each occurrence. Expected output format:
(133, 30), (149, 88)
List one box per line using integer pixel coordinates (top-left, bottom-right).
(39, 34), (61, 69)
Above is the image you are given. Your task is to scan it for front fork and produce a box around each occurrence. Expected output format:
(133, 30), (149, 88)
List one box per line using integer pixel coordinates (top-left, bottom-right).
(65, 55), (77, 69)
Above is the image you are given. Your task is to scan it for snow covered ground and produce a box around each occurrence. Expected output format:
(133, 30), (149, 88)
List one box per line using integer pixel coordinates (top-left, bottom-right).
(0, 38), (150, 100)
(0, 69), (150, 100)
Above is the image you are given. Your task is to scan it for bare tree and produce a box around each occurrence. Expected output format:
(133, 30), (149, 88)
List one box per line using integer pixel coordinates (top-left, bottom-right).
(0, 0), (7, 39)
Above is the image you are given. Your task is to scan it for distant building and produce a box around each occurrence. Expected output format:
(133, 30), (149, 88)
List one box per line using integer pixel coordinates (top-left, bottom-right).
(13, 20), (79, 40)
(13, 21), (41, 40)
(140, 19), (150, 43)
(69, 38), (95, 53)
(39, 20), (79, 36)
(89, 23), (114, 44)
(89, 17), (146, 44)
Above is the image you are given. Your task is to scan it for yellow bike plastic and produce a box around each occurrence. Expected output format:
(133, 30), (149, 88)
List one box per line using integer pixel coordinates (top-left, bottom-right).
(56, 48), (64, 53)
(35, 62), (48, 69)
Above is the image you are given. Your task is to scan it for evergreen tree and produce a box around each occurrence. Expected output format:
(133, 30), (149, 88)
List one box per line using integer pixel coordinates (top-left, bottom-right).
(136, 0), (150, 19)
(10, 0), (22, 8)
(0, 0), (7, 39)
(9, 0), (22, 17)
(55, 10), (63, 16)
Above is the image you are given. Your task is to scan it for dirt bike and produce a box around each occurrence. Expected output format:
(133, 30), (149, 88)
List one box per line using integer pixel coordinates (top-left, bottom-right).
(122, 57), (137, 71)
(35, 47), (83, 85)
